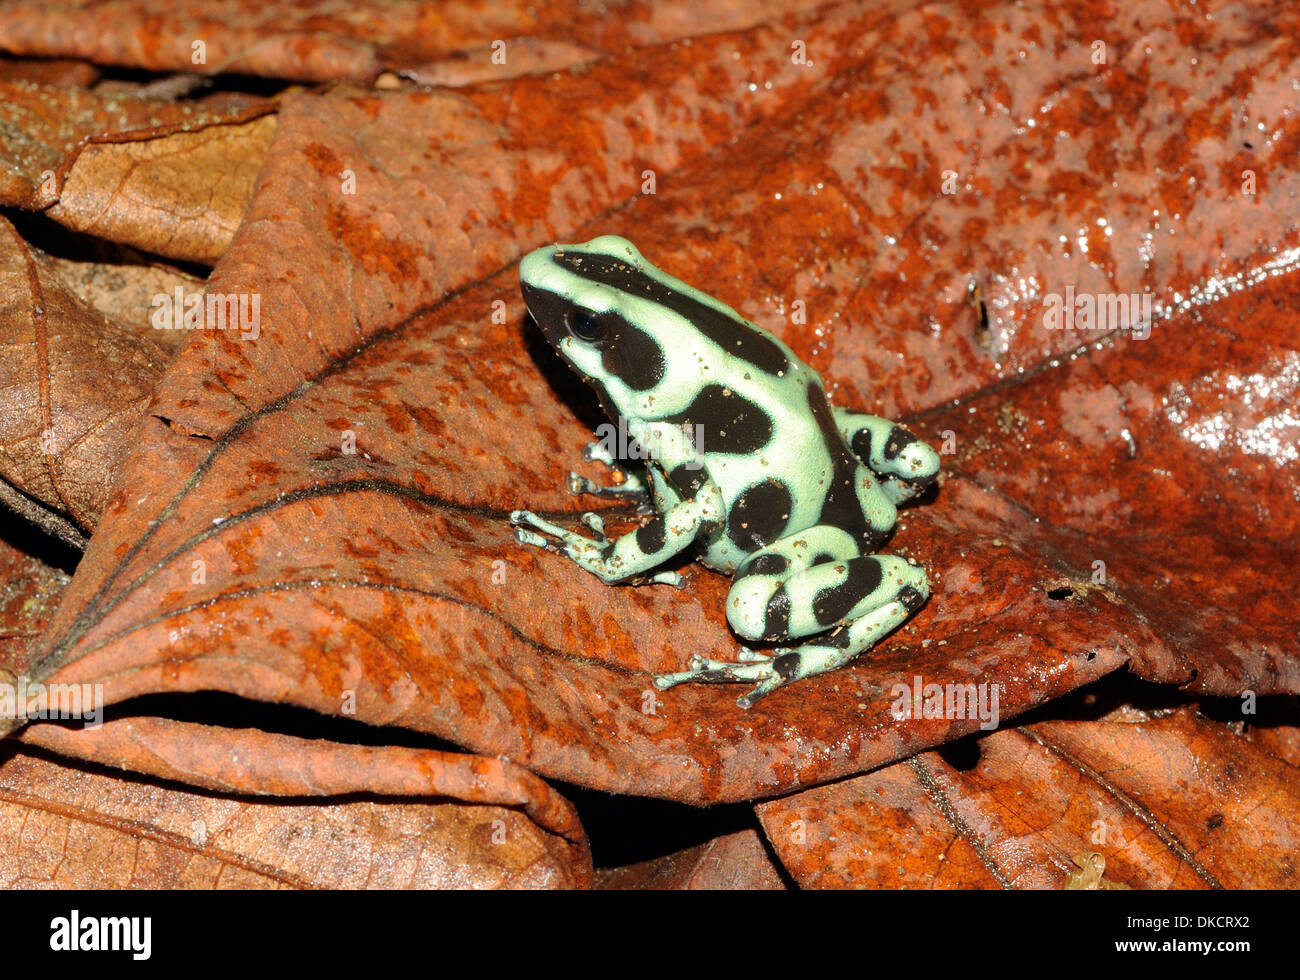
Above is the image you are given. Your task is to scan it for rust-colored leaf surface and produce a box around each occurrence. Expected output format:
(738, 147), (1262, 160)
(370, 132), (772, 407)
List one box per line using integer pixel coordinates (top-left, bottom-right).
(0, 0), (1296, 887)
(0, 0), (833, 83)
(756, 707), (1300, 888)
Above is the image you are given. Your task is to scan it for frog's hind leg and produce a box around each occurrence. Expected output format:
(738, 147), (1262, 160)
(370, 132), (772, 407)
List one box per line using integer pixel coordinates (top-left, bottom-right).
(654, 529), (929, 707)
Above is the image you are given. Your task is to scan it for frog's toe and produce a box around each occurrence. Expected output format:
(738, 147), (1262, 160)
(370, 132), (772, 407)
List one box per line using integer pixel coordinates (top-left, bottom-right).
(692, 655), (744, 670)
(510, 509), (557, 533)
(737, 670), (792, 709)
(582, 440), (612, 464)
(513, 527), (566, 554)
(651, 646), (803, 707)
(648, 570), (685, 588)
(652, 656), (776, 693)
(580, 512), (607, 539)
(510, 511), (570, 539)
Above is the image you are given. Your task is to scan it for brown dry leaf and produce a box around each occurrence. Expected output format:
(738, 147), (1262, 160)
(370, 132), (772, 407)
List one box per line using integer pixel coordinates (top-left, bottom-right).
(0, 216), (170, 544)
(756, 707), (1300, 888)
(0, 79), (270, 210)
(0, 746), (585, 888)
(0, 0), (833, 83)
(0, 532), (71, 673)
(1240, 699), (1300, 769)
(45, 251), (201, 352)
(0, 57), (99, 88)
(46, 114), (278, 265)
(596, 829), (786, 889)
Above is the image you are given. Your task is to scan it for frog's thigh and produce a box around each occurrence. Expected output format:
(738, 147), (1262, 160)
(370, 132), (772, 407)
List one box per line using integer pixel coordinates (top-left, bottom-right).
(738, 584), (927, 705)
(727, 544), (927, 644)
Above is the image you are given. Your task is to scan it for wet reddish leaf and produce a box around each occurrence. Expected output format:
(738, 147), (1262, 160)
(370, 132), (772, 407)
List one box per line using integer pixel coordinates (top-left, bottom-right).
(756, 707), (1300, 888)
(922, 264), (1300, 695)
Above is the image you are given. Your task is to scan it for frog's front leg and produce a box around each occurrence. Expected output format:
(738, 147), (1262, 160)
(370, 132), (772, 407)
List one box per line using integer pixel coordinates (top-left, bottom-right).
(654, 527), (929, 707)
(832, 409), (940, 504)
(511, 475), (722, 587)
(565, 439), (653, 510)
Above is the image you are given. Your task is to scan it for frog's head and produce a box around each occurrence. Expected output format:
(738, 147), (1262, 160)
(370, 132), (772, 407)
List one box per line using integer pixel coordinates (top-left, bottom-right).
(518, 235), (671, 421)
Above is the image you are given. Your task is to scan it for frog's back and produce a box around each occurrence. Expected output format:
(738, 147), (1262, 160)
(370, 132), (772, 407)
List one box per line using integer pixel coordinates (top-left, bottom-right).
(516, 235), (886, 571)
(637, 317), (879, 571)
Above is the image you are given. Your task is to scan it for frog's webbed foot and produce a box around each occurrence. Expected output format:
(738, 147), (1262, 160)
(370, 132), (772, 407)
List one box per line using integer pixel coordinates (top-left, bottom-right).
(654, 649), (797, 708)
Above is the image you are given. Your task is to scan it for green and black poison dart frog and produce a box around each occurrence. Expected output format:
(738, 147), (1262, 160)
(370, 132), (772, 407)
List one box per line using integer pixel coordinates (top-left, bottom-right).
(511, 236), (940, 708)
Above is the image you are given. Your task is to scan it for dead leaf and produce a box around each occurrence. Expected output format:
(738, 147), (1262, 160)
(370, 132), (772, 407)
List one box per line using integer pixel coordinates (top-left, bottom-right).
(0, 79), (270, 210)
(0, 531), (71, 673)
(921, 260), (1300, 695)
(44, 250), (203, 352)
(10, 0), (1298, 809)
(0, 746), (585, 888)
(18, 714), (589, 874)
(756, 708), (1300, 888)
(0, 0), (836, 82)
(596, 829), (785, 889)
(47, 114), (278, 264)
(0, 0), (1296, 887)
(0, 57), (98, 87)
(0, 216), (170, 543)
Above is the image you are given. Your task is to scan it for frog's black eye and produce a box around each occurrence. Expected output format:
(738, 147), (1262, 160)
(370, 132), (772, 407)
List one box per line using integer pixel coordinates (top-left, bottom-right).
(566, 308), (605, 341)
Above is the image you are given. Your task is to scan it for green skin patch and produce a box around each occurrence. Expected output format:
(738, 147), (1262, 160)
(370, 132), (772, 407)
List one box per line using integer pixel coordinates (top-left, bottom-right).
(513, 235), (940, 708)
